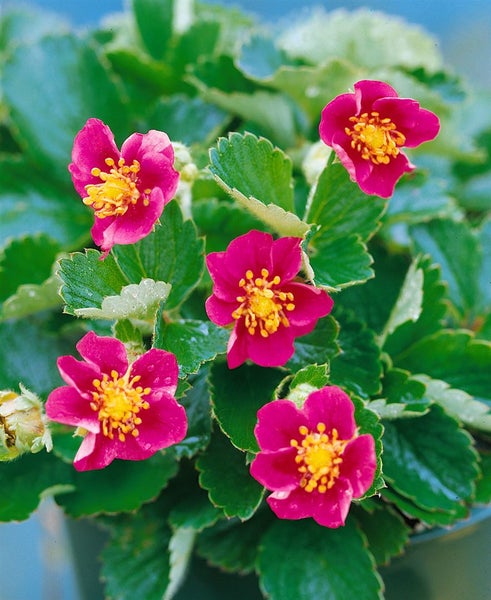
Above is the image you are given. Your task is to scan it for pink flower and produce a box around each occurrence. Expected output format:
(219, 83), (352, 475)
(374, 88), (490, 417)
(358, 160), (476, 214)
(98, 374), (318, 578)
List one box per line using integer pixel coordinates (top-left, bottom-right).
(250, 386), (376, 528)
(319, 80), (440, 198)
(69, 118), (179, 256)
(46, 331), (187, 471)
(205, 230), (334, 369)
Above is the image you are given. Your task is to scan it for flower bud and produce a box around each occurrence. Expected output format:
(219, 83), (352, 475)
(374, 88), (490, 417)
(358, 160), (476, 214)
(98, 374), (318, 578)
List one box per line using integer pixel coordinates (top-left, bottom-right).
(302, 140), (332, 185)
(0, 385), (52, 461)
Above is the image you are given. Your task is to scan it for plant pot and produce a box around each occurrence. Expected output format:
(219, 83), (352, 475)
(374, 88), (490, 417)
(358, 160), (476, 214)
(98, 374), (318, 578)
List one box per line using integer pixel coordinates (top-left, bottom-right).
(380, 506), (491, 600)
(66, 506), (491, 600)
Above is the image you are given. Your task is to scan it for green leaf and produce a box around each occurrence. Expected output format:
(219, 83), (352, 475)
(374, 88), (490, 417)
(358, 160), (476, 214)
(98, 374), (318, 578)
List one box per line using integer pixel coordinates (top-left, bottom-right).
(352, 396), (385, 498)
(164, 459), (222, 532)
(382, 487), (467, 527)
(191, 54), (256, 95)
(0, 5), (70, 52)
(113, 319), (145, 349)
(0, 317), (76, 397)
(208, 132), (302, 231)
(74, 278), (171, 321)
(131, 0), (173, 60)
(338, 244), (408, 334)
(56, 452), (178, 517)
(149, 96), (229, 146)
(378, 258), (424, 345)
(477, 218), (491, 311)
(237, 34), (294, 80)
(354, 503), (410, 566)
(113, 202), (204, 310)
(105, 47), (178, 96)
(265, 59), (359, 122)
(58, 249), (128, 315)
(257, 518), (383, 600)
(277, 7), (442, 71)
(0, 158), (91, 248)
(168, 488), (222, 533)
(410, 218), (481, 316)
(196, 426), (264, 520)
(306, 163), (386, 289)
(0, 452), (73, 521)
(195, 78), (302, 150)
(475, 451), (491, 504)
(287, 315), (339, 372)
(414, 375), (491, 432)
(285, 364), (330, 407)
(192, 199), (264, 255)
(210, 362), (285, 453)
(385, 171), (457, 226)
(395, 330), (491, 406)
(0, 234), (63, 320)
(369, 368), (430, 419)
(173, 368), (212, 459)
(383, 256), (448, 359)
(197, 510), (274, 574)
(0, 274), (62, 321)
(165, 527), (196, 600)
(0, 234), (60, 301)
(155, 319), (229, 376)
(101, 501), (172, 600)
(306, 164), (387, 242)
(329, 307), (383, 399)
(382, 405), (479, 516)
(209, 133), (294, 218)
(171, 19), (221, 72)
(3, 34), (128, 180)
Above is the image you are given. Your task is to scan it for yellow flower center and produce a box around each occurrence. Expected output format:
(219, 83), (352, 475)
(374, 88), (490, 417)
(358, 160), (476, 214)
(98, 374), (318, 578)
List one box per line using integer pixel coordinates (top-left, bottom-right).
(83, 157), (151, 218)
(291, 423), (350, 494)
(345, 111), (406, 165)
(90, 369), (151, 442)
(232, 268), (295, 338)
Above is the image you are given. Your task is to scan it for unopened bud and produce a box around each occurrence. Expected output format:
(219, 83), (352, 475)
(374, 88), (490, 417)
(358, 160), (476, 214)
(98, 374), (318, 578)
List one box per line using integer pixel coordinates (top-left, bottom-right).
(172, 142), (199, 220)
(0, 385), (52, 461)
(302, 140), (332, 185)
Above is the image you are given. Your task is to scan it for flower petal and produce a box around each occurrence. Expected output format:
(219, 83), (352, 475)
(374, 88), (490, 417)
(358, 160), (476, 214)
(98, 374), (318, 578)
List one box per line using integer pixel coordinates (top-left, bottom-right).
(226, 325), (249, 369)
(245, 324), (296, 367)
(356, 152), (413, 198)
(311, 479), (353, 528)
(285, 282), (334, 331)
(131, 348), (178, 395)
(250, 447), (300, 491)
(57, 355), (100, 394)
(69, 118), (120, 197)
(222, 230), (274, 281)
(205, 294), (236, 327)
(374, 97), (440, 147)
(76, 331), (128, 375)
(270, 237), (302, 282)
(137, 393), (187, 452)
(354, 79), (398, 108)
(303, 386), (357, 440)
(319, 92), (358, 145)
(46, 386), (99, 432)
(267, 487), (313, 521)
(341, 434), (377, 498)
(73, 433), (116, 471)
(121, 129), (174, 164)
(254, 399), (306, 450)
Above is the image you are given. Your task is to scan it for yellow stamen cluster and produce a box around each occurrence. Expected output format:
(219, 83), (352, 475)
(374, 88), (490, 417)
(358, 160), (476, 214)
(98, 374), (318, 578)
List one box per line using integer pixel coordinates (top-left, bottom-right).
(291, 423), (349, 494)
(232, 268), (295, 338)
(345, 111), (406, 165)
(90, 369), (151, 442)
(83, 157), (151, 218)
